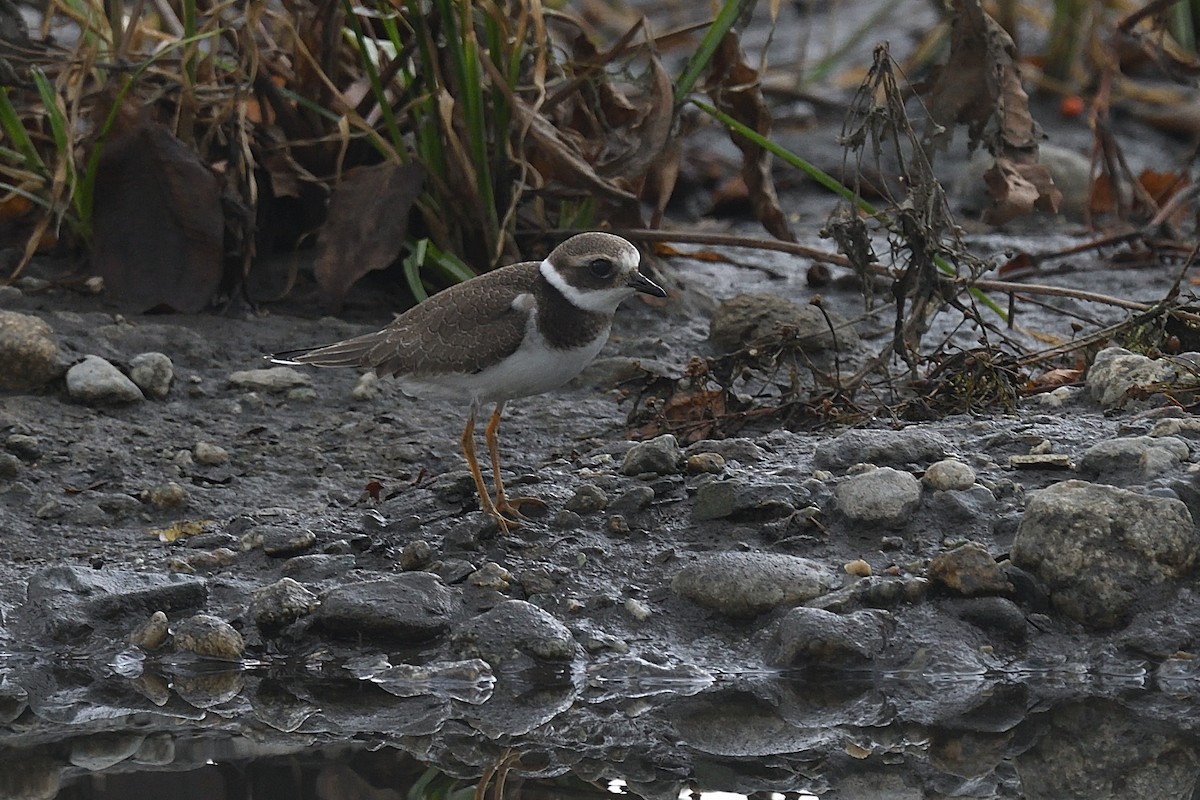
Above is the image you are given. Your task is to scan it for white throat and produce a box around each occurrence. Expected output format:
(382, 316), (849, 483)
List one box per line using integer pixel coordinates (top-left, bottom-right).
(539, 258), (633, 314)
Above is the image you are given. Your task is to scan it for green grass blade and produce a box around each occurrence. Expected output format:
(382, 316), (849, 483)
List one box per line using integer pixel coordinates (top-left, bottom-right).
(674, 0), (751, 105)
(0, 87), (46, 174)
(402, 238), (431, 302)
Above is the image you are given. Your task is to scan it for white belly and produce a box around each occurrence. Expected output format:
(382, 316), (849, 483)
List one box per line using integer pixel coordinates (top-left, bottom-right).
(398, 323), (611, 405)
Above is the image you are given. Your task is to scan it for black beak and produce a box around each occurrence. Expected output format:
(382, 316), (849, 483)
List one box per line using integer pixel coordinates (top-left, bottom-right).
(626, 270), (667, 298)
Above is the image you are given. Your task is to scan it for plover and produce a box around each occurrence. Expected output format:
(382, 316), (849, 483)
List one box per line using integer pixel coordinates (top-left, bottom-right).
(272, 232), (666, 532)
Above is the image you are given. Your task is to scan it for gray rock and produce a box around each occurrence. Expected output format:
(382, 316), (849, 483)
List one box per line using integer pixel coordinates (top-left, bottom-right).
(1012, 480), (1199, 629)
(240, 525), (317, 557)
(399, 540), (434, 570)
(193, 441), (230, 466)
(814, 428), (951, 471)
(228, 366), (311, 392)
(622, 434), (684, 476)
(316, 573), (457, 640)
(925, 484), (997, 526)
(450, 599), (577, 666)
(1077, 435), (1189, 481)
(0, 453), (19, 479)
(923, 458), (976, 491)
(565, 484), (608, 513)
(944, 597), (1028, 641)
(834, 467), (923, 528)
(1151, 417), (1200, 439)
(0, 311), (60, 391)
(16, 565), (208, 642)
(672, 553), (835, 618)
(685, 438), (767, 463)
(172, 614), (245, 660)
(128, 351), (173, 399)
(1087, 347), (1178, 407)
(928, 542), (1013, 596)
(692, 478), (796, 521)
(282, 553), (358, 581)
(765, 607), (893, 666)
(609, 485), (655, 515)
(250, 577), (320, 630)
(66, 355), (144, 405)
(68, 732), (146, 770)
(5, 433), (41, 462)
(709, 293), (858, 352)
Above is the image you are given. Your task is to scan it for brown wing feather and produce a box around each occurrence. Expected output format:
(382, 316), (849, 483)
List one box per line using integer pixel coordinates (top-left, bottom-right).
(278, 262), (540, 377)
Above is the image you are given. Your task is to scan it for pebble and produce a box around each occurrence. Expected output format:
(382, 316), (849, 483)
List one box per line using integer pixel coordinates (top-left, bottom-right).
(622, 434), (684, 477)
(240, 525), (317, 557)
(672, 552), (836, 618)
(66, 355), (145, 405)
(400, 540), (434, 570)
(0, 311), (60, 391)
(1086, 347), (1177, 407)
(624, 598), (652, 621)
(927, 541), (1012, 596)
(146, 481), (190, 509)
(5, 433), (41, 462)
(609, 485), (655, 515)
(128, 611), (170, 650)
(193, 441), (230, 466)
(1151, 417), (1200, 439)
(844, 559), (872, 578)
(282, 553), (357, 581)
(565, 484), (609, 513)
(814, 428), (951, 472)
(128, 352), (173, 399)
(468, 562), (512, 590)
(1012, 479), (1198, 629)
(834, 467), (923, 528)
(923, 458), (976, 491)
(686, 452), (726, 474)
(250, 577), (320, 631)
(172, 613), (245, 661)
(351, 371), (380, 400)
(0, 453), (19, 479)
(227, 366), (311, 392)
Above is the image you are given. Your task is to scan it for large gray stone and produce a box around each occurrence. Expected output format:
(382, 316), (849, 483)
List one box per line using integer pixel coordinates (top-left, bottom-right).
(450, 599), (577, 667)
(834, 467), (922, 528)
(1077, 435), (1189, 482)
(1086, 347), (1178, 407)
(315, 573), (457, 640)
(815, 428), (951, 471)
(66, 355), (144, 405)
(0, 311), (60, 391)
(672, 553), (835, 618)
(765, 607), (893, 667)
(1012, 480), (1199, 629)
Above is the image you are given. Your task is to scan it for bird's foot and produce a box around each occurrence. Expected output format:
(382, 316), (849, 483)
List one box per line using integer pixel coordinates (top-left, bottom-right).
(495, 495), (548, 521)
(487, 507), (523, 534)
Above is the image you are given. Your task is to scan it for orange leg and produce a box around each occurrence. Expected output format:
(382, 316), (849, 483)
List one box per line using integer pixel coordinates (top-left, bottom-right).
(485, 402), (547, 520)
(460, 405), (518, 533)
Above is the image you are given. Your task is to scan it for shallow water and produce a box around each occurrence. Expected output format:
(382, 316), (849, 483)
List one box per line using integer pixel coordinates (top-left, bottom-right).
(6, 649), (1200, 799)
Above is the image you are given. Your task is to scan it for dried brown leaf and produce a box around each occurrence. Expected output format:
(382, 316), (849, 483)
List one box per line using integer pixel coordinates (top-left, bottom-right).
(314, 161), (423, 309)
(924, 0), (1061, 221)
(707, 31), (796, 242)
(91, 121), (223, 313)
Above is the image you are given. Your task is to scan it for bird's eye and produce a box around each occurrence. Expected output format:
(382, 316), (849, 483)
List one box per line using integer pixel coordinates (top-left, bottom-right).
(588, 258), (614, 278)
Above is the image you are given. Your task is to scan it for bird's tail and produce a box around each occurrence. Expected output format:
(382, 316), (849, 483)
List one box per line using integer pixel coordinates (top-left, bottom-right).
(267, 332), (385, 369)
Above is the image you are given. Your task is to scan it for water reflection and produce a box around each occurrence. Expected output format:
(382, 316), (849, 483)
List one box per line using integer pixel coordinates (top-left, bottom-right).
(1, 652), (1199, 799)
